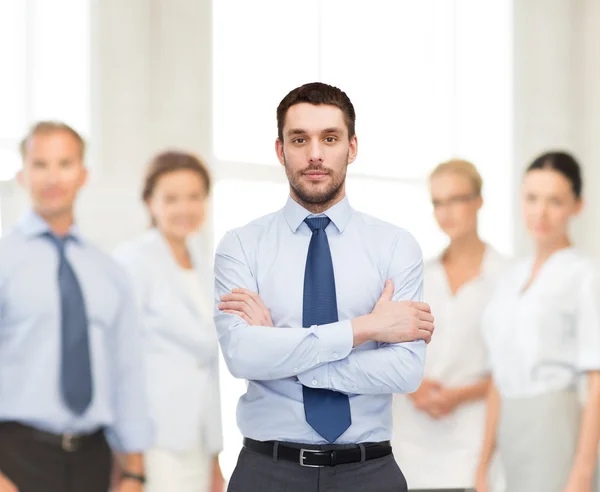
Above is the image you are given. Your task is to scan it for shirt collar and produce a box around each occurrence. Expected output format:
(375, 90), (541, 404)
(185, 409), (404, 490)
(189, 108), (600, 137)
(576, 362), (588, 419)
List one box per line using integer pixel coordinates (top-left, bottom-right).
(282, 195), (353, 233)
(16, 209), (83, 243)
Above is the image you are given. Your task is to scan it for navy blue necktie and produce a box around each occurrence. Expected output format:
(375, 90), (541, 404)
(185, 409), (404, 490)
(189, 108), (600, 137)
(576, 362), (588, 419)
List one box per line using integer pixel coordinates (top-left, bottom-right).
(46, 234), (93, 415)
(302, 217), (351, 442)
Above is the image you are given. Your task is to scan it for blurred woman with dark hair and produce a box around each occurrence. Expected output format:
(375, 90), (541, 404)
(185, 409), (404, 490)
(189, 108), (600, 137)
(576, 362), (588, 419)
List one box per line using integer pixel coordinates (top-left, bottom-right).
(114, 151), (224, 492)
(475, 152), (600, 492)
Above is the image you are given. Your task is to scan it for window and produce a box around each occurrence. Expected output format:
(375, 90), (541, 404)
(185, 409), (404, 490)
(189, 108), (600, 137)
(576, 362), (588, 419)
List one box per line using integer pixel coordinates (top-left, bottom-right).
(0, 0), (91, 184)
(213, 0), (513, 476)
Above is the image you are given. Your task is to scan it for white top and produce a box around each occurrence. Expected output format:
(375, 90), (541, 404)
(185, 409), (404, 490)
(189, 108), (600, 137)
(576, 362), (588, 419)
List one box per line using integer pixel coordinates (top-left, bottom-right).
(392, 246), (507, 488)
(113, 229), (223, 453)
(179, 267), (214, 324)
(483, 247), (600, 399)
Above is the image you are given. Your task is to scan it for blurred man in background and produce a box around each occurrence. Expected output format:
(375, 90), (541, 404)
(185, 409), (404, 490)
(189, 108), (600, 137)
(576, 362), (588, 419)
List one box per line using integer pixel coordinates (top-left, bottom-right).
(0, 122), (151, 492)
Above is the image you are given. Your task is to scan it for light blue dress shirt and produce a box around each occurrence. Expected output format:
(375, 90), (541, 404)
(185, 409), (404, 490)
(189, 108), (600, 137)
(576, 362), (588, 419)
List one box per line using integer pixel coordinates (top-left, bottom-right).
(0, 211), (152, 452)
(214, 196), (426, 444)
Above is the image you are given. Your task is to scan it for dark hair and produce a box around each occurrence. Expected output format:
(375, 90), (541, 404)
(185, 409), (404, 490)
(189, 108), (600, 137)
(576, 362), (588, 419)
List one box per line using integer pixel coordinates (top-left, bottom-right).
(526, 151), (583, 199)
(276, 82), (356, 141)
(142, 151), (211, 202)
(20, 121), (86, 159)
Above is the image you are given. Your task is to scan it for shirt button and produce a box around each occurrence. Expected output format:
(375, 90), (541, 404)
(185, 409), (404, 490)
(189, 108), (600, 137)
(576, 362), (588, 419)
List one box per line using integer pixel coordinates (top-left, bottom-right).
(312, 379), (318, 386)
(293, 367), (299, 373)
(333, 352), (338, 359)
(316, 359), (321, 364)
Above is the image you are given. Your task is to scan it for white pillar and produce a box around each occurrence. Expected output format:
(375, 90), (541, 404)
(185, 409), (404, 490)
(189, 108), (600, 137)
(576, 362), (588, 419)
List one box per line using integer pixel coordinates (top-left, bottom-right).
(78, 0), (213, 251)
(512, 0), (578, 256)
(573, 0), (600, 256)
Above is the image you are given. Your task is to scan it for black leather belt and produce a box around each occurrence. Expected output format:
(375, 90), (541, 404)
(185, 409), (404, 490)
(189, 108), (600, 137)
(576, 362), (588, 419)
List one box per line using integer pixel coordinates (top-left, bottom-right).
(243, 438), (392, 467)
(0, 422), (104, 452)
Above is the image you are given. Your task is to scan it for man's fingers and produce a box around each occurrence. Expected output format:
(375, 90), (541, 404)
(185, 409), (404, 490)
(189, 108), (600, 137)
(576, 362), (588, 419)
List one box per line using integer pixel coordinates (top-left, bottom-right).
(220, 293), (262, 314)
(377, 280), (395, 303)
(222, 309), (251, 324)
(417, 320), (435, 334)
(409, 327), (433, 344)
(220, 293), (254, 304)
(218, 301), (253, 315)
(231, 288), (271, 318)
(412, 301), (431, 313)
(231, 289), (269, 312)
(417, 311), (434, 323)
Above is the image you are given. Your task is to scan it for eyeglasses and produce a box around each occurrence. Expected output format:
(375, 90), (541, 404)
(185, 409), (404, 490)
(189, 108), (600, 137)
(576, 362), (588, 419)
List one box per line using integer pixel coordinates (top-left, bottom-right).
(431, 194), (478, 209)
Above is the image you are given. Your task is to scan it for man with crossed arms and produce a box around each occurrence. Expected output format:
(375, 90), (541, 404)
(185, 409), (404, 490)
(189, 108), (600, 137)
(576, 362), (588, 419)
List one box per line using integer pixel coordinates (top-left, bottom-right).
(215, 82), (434, 492)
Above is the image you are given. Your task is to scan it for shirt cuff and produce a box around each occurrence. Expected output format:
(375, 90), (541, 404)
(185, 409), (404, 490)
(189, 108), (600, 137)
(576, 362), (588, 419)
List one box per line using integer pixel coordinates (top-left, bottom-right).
(312, 319), (353, 364)
(297, 364), (330, 389)
(297, 320), (353, 389)
(105, 420), (153, 453)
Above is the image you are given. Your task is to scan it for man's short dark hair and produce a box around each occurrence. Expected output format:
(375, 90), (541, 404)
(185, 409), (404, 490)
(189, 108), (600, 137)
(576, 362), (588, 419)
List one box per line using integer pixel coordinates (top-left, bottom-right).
(276, 82), (356, 141)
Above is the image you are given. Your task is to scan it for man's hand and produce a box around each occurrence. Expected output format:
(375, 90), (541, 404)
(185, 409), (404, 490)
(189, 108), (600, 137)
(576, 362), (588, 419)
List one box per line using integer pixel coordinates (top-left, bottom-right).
(211, 457), (226, 492)
(0, 472), (18, 492)
(117, 479), (143, 492)
(353, 280), (434, 345)
(218, 288), (273, 326)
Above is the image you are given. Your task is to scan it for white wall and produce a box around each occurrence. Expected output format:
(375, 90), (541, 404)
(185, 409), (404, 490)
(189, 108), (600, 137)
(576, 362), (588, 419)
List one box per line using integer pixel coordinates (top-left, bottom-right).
(82, 0), (214, 252)
(2, 0), (597, 256)
(1, 0), (213, 253)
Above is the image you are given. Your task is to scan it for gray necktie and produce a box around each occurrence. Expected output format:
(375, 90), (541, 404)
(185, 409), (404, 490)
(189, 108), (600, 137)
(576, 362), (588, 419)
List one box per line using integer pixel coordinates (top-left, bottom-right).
(46, 233), (93, 415)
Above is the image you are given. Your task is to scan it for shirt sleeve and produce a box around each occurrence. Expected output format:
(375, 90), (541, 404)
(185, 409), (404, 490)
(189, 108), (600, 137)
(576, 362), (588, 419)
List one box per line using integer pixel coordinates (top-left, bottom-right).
(297, 231), (426, 394)
(203, 357), (224, 455)
(214, 230), (354, 381)
(576, 261), (600, 371)
(104, 274), (153, 453)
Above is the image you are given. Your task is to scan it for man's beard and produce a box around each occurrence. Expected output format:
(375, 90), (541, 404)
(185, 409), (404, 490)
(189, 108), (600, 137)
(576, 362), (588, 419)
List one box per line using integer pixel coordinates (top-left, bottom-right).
(284, 155), (348, 206)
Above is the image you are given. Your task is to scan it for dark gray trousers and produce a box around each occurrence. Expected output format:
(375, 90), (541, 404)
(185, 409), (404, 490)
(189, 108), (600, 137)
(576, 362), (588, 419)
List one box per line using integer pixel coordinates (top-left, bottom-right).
(227, 446), (408, 492)
(0, 422), (112, 492)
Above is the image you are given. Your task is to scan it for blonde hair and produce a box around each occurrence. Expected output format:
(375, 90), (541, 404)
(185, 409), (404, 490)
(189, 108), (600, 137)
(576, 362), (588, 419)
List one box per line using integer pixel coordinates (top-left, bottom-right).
(429, 159), (483, 196)
(20, 121), (86, 159)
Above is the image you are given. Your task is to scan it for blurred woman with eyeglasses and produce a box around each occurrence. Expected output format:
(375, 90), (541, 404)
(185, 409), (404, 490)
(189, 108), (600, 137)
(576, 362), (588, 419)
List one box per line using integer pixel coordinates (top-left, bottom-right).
(392, 159), (506, 490)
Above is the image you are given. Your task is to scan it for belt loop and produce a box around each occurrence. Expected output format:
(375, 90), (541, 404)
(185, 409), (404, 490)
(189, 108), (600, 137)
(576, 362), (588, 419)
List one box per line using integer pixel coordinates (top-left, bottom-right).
(273, 441), (279, 463)
(358, 443), (366, 463)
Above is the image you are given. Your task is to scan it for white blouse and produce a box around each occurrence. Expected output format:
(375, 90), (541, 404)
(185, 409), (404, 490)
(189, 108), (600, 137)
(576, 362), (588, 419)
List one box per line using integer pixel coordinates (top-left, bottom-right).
(483, 247), (600, 399)
(392, 246), (506, 488)
(179, 267), (216, 334)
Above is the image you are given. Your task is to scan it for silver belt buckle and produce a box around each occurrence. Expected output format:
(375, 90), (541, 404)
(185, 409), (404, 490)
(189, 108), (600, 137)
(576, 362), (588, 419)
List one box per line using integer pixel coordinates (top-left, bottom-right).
(62, 433), (75, 452)
(299, 448), (324, 468)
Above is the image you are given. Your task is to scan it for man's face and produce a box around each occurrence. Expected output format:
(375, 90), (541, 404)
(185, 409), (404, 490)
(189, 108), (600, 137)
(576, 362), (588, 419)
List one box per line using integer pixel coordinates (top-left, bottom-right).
(276, 103), (357, 206)
(18, 130), (87, 218)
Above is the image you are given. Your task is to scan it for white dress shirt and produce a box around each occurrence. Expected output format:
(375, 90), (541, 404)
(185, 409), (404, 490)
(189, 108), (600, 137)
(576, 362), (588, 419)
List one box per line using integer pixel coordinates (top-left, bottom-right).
(392, 246), (506, 488)
(0, 211), (152, 452)
(214, 195), (426, 445)
(483, 247), (600, 399)
(114, 229), (223, 453)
